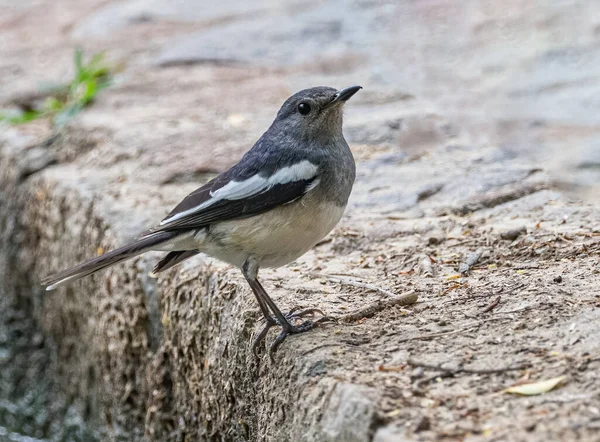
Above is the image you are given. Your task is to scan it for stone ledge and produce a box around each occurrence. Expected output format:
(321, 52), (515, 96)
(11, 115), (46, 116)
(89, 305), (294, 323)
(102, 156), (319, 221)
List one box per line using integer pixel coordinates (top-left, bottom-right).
(1, 130), (390, 441)
(3, 119), (600, 441)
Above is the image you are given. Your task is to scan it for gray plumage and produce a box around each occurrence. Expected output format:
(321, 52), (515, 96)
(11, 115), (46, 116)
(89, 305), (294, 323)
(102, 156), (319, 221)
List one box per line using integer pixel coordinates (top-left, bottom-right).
(42, 85), (361, 357)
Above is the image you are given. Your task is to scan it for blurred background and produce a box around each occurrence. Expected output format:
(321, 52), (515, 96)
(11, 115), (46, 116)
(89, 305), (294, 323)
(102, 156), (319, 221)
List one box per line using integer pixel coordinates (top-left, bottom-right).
(1, 0), (599, 441)
(2, 0), (598, 200)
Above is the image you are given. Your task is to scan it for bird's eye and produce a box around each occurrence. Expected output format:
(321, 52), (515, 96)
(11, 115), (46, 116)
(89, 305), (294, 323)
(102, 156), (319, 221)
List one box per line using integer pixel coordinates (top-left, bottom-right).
(298, 102), (311, 115)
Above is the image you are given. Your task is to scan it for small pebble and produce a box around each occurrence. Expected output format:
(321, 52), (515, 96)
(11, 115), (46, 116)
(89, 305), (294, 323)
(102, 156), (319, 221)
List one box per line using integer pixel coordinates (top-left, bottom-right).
(500, 226), (527, 241)
(410, 367), (425, 380)
(428, 236), (442, 245)
(525, 422), (537, 432)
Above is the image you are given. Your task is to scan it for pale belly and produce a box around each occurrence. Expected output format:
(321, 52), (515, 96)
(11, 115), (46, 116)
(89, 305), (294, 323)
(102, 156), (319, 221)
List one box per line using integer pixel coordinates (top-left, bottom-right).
(167, 196), (346, 269)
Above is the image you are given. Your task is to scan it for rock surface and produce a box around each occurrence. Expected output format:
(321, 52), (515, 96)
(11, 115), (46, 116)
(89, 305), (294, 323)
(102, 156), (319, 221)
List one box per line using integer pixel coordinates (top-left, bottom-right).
(1, 0), (600, 441)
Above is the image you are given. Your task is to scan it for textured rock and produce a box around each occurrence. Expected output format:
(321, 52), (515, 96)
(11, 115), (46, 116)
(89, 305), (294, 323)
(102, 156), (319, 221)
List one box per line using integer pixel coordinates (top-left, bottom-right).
(0, 124), (390, 441)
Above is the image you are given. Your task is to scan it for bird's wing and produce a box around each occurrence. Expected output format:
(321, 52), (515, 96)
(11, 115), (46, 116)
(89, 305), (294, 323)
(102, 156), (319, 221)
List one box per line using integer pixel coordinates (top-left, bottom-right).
(152, 159), (320, 231)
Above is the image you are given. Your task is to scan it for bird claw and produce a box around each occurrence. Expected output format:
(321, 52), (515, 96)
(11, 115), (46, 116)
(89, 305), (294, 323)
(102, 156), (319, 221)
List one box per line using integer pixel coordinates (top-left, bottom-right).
(251, 308), (331, 359)
(268, 316), (333, 361)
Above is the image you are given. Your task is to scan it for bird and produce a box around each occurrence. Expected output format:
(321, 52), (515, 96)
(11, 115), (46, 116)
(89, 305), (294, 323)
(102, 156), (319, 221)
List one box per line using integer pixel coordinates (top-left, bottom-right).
(42, 85), (361, 357)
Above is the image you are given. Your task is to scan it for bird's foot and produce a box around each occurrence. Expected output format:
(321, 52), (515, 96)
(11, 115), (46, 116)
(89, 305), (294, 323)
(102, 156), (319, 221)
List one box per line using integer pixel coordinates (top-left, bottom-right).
(252, 307), (332, 359)
(268, 316), (332, 360)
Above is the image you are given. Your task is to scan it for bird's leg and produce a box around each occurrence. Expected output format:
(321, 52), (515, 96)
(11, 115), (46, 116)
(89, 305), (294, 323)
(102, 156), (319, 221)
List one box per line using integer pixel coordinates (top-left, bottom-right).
(252, 280), (276, 324)
(248, 282), (277, 358)
(241, 258), (278, 324)
(242, 259), (279, 356)
(242, 258), (330, 359)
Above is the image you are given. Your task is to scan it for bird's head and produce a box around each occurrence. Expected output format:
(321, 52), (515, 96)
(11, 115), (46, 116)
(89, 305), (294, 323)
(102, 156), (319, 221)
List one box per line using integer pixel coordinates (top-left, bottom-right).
(273, 86), (361, 141)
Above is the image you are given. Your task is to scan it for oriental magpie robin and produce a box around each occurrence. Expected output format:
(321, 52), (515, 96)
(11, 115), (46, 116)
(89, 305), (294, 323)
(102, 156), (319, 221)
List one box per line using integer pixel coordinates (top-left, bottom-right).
(42, 85), (362, 357)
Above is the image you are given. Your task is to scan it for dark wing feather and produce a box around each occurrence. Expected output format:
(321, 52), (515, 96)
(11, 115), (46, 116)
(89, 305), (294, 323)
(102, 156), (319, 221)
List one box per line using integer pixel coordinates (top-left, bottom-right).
(153, 177), (317, 232)
(161, 171), (232, 223)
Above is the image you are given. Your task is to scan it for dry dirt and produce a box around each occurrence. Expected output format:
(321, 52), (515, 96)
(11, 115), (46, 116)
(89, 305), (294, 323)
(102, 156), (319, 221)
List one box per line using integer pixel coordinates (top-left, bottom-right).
(1, 1), (599, 441)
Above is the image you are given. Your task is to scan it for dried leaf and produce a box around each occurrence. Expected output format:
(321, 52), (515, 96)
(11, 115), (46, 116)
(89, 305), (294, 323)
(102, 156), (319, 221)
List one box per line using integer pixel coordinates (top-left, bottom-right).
(446, 274), (462, 280)
(385, 409), (402, 418)
(505, 376), (566, 396)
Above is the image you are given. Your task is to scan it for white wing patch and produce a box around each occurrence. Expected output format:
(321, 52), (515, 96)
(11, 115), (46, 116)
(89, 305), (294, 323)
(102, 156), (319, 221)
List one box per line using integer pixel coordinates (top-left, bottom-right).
(211, 173), (265, 200)
(160, 160), (319, 225)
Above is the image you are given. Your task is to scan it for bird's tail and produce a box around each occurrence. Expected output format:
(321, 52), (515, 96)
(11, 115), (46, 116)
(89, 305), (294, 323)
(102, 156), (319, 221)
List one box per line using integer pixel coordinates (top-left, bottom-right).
(42, 231), (179, 290)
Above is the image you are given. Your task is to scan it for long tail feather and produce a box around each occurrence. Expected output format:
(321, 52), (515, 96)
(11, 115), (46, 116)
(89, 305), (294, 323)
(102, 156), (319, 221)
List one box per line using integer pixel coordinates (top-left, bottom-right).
(42, 231), (179, 290)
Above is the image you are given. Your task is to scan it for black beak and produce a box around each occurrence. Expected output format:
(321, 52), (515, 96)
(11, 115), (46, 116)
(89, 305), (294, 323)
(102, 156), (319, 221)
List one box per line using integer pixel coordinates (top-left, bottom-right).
(329, 85), (362, 106)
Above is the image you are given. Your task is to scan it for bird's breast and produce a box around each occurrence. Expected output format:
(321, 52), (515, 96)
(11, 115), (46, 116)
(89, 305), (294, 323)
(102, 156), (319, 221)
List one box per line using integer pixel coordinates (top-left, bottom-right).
(206, 193), (346, 268)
